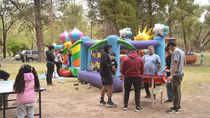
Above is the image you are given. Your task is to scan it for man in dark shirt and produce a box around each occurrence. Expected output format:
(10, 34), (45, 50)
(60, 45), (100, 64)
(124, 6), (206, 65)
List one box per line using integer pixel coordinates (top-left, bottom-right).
(46, 46), (55, 85)
(99, 44), (117, 108)
(165, 47), (174, 102)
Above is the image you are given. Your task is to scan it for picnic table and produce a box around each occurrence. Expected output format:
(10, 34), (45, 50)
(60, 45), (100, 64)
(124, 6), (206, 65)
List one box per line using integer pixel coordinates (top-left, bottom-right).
(0, 80), (46, 118)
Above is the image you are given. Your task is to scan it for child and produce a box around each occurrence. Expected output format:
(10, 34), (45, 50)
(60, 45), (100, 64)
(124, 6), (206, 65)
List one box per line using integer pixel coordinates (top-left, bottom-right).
(13, 64), (40, 118)
(0, 64), (10, 109)
(110, 52), (117, 75)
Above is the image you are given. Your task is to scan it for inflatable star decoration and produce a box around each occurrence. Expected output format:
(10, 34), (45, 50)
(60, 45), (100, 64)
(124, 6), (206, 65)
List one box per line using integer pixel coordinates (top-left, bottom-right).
(134, 26), (155, 40)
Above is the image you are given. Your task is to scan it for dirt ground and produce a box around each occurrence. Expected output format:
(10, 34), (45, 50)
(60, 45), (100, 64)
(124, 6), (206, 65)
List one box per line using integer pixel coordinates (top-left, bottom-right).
(1, 78), (210, 118)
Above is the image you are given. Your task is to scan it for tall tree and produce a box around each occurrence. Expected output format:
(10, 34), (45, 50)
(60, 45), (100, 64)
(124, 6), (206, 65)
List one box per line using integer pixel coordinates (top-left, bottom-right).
(0, 0), (17, 58)
(34, 0), (45, 62)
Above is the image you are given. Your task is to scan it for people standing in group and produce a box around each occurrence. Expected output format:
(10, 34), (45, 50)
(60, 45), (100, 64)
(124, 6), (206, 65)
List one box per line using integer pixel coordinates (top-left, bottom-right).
(13, 64), (40, 118)
(0, 64), (10, 109)
(164, 47), (174, 102)
(166, 42), (185, 114)
(46, 46), (55, 85)
(142, 46), (161, 98)
(121, 49), (144, 112)
(99, 44), (117, 108)
(55, 50), (63, 76)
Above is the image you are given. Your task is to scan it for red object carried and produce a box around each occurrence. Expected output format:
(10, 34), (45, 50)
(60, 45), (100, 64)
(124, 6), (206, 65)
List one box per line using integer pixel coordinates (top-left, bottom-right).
(141, 74), (166, 84)
(59, 69), (72, 77)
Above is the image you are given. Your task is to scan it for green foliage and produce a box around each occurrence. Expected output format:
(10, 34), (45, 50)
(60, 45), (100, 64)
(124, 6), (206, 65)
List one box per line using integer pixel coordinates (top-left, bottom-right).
(97, 0), (137, 36)
(6, 40), (28, 56)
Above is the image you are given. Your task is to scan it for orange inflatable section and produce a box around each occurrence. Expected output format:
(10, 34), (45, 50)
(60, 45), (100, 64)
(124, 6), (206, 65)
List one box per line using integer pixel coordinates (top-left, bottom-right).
(73, 58), (80, 67)
(63, 55), (68, 65)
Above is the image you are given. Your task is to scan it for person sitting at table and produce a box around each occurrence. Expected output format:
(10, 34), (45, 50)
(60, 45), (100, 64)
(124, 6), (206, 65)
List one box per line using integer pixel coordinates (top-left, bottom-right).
(13, 64), (40, 118)
(142, 46), (161, 98)
(0, 64), (10, 109)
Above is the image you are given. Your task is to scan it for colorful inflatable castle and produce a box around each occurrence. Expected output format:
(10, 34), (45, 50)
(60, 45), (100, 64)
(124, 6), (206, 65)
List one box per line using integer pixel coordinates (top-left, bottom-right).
(54, 28), (84, 77)
(74, 23), (169, 92)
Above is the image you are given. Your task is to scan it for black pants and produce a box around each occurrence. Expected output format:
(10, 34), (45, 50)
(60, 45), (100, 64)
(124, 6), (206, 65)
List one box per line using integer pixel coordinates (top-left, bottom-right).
(124, 77), (141, 107)
(0, 94), (9, 108)
(55, 62), (62, 75)
(46, 62), (54, 85)
(144, 82), (156, 96)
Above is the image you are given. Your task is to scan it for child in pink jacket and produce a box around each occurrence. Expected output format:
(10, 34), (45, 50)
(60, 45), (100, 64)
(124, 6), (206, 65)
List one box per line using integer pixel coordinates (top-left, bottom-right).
(13, 64), (40, 118)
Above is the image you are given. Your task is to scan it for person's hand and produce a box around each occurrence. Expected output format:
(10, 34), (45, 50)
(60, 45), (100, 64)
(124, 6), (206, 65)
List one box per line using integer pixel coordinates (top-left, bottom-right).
(165, 69), (170, 73)
(119, 75), (124, 80)
(168, 76), (173, 81)
(112, 66), (116, 72)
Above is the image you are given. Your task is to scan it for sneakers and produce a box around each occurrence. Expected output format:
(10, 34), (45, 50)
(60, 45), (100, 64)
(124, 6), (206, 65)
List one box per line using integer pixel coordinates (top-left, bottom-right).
(135, 106), (143, 112)
(123, 107), (128, 111)
(106, 101), (117, 108)
(167, 107), (180, 114)
(123, 105), (128, 111)
(99, 100), (106, 106)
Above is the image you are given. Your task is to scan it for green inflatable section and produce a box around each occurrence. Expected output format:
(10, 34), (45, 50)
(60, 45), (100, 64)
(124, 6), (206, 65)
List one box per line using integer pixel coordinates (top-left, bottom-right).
(68, 67), (80, 77)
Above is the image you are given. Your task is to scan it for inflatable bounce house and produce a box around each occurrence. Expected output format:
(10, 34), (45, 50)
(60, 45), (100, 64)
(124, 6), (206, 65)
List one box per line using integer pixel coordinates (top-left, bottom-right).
(54, 28), (84, 77)
(74, 23), (169, 92)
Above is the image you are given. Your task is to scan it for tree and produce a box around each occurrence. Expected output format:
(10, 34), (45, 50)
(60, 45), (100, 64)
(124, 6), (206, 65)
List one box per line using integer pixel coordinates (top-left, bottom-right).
(136, 0), (170, 28)
(11, 0), (53, 62)
(96, 0), (137, 36)
(6, 39), (28, 56)
(0, 0), (17, 58)
(34, 0), (45, 62)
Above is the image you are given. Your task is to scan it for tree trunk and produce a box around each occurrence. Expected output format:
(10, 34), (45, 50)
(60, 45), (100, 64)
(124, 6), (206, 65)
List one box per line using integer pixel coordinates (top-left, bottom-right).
(1, 15), (6, 59)
(34, 0), (45, 62)
(148, 0), (153, 28)
(182, 17), (188, 54)
(2, 32), (7, 59)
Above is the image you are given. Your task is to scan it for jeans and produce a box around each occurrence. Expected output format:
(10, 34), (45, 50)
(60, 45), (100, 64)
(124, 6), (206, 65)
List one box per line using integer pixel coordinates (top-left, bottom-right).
(46, 62), (54, 85)
(17, 102), (35, 118)
(124, 77), (141, 107)
(172, 74), (184, 109)
(166, 82), (174, 100)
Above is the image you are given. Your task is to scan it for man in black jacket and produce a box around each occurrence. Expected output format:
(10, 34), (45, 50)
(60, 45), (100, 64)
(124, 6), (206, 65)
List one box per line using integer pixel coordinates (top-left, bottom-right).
(46, 46), (55, 85)
(99, 44), (117, 108)
(165, 47), (174, 102)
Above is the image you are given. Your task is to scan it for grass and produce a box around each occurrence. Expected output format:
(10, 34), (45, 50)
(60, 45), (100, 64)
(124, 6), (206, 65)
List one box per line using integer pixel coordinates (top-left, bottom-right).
(1, 52), (210, 95)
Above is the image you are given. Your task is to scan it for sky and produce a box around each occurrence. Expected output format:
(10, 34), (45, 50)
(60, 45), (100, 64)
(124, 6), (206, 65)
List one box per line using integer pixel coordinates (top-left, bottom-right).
(194, 0), (210, 22)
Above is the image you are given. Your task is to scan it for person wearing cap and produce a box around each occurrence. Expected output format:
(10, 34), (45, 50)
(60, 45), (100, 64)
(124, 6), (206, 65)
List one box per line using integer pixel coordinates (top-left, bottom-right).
(99, 44), (117, 108)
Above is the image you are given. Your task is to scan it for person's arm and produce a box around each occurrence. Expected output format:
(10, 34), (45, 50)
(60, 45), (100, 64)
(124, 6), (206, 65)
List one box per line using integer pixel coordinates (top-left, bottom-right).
(169, 50), (180, 80)
(155, 56), (161, 75)
(120, 57), (126, 76)
(155, 63), (161, 75)
(140, 58), (144, 75)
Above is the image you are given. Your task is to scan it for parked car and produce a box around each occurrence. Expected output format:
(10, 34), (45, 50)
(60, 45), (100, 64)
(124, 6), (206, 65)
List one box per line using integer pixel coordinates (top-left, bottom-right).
(25, 50), (39, 62)
(14, 54), (21, 61)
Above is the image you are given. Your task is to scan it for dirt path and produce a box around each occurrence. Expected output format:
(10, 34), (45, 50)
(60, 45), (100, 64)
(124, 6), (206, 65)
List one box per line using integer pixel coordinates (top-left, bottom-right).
(1, 81), (210, 118)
